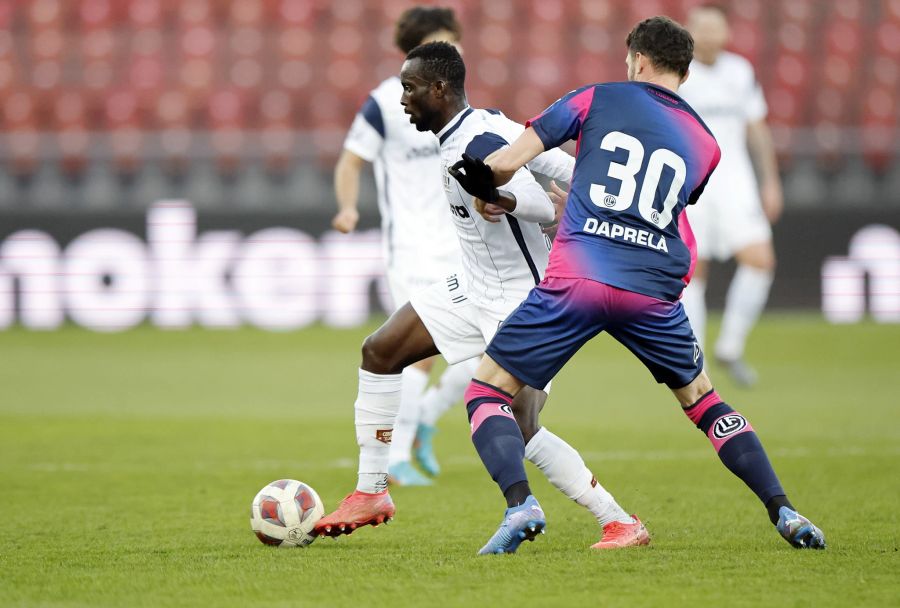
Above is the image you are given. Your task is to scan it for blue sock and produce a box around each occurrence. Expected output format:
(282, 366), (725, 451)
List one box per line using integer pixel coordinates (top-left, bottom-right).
(465, 380), (530, 507)
(684, 390), (786, 513)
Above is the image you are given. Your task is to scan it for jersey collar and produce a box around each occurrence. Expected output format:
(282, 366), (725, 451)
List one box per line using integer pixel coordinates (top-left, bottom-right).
(437, 106), (473, 145)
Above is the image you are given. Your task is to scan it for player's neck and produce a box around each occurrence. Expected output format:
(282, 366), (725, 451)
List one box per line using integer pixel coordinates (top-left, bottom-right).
(433, 98), (469, 134)
(639, 74), (683, 95)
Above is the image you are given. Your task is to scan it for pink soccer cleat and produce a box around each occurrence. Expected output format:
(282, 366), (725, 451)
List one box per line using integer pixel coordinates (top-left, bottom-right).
(591, 516), (650, 549)
(314, 490), (396, 538)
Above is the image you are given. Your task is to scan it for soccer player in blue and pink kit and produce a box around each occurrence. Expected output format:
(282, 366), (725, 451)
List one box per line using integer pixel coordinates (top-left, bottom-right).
(451, 16), (826, 554)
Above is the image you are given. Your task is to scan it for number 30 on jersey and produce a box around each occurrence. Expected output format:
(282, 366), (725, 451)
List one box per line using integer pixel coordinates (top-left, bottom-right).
(589, 131), (686, 229)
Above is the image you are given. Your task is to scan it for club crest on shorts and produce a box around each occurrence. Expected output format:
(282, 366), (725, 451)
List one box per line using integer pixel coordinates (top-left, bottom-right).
(693, 342), (701, 364)
(712, 414), (747, 439)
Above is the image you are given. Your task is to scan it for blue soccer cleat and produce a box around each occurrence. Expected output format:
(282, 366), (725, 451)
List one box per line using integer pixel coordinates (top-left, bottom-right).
(414, 424), (441, 477)
(478, 495), (545, 555)
(776, 506), (826, 549)
(388, 461), (433, 487)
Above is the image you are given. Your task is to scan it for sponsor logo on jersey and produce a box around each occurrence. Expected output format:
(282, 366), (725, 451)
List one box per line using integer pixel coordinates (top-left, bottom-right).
(712, 414), (747, 439)
(406, 144), (440, 161)
(582, 218), (669, 252)
(450, 204), (470, 219)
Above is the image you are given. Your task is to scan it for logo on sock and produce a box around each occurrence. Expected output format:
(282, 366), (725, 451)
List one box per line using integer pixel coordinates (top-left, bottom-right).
(712, 414), (747, 439)
(375, 429), (393, 444)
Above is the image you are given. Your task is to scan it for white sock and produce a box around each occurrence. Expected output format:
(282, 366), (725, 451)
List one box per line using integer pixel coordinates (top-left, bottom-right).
(388, 366), (430, 466)
(355, 369), (402, 493)
(715, 265), (773, 361)
(681, 276), (707, 351)
(419, 357), (480, 427)
(524, 427), (632, 527)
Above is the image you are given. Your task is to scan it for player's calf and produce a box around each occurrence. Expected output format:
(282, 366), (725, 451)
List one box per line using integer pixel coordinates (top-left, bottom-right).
(465, 380), (532, 507)
(681, 389), (826, 549)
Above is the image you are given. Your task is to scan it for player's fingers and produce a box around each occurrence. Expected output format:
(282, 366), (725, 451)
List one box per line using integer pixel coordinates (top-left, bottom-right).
(483, 203), (506, 216)
(548, 193), (562, 204)
(549, 180), (568, 197)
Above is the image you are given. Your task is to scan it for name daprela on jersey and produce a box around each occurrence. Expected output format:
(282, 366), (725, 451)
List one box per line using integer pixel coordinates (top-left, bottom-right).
(581, 217), (669, 253)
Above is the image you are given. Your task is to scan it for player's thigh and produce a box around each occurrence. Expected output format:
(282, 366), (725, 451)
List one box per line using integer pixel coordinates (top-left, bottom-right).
(485, 277), (606, 390)
(409, 274), (487, 366)
(734, 239), (776, 271)
(362, 303), (439, 374)
(606, 298), (704, 389)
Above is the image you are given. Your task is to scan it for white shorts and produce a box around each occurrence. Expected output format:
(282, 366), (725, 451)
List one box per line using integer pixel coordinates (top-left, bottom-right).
(386, 259), (460, 311)
(687, 172), (772, 261)
(411, 275), (553, 392)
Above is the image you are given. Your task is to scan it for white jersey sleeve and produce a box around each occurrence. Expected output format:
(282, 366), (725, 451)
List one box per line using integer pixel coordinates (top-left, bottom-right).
(486, 110), (575, 183)
(744, 66), (768, 123)
(529, 147), (576, 183)
(343, 96), (385, 162)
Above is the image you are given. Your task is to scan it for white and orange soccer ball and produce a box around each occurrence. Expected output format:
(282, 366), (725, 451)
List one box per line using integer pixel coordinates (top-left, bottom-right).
(250, 479), (325, 547)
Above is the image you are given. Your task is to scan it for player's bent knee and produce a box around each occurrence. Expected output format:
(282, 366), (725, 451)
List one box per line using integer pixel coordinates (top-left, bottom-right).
(671, 370), (714, 408)
(360, 332), (400, 375)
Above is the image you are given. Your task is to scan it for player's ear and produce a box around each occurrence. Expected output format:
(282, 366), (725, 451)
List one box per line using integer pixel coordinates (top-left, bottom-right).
(432, 79), (447, 99)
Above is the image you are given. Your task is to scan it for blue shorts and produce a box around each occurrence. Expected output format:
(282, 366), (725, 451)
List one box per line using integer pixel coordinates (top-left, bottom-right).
(486, 276), (703, 389)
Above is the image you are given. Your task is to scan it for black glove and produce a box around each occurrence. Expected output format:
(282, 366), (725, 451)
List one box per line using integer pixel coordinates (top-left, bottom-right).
(448, 153), (500, 203)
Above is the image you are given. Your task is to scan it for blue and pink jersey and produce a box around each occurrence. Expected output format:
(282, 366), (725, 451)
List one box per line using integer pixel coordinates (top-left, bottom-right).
(527, 82), (721, 302)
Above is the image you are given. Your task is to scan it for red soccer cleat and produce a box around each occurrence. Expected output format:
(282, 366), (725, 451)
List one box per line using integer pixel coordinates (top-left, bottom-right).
(591, 515), (650, 549)
(314, 490), (396, 538)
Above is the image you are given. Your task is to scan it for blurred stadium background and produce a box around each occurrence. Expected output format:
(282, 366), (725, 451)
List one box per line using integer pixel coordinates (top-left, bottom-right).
(0, 0), (898, 331)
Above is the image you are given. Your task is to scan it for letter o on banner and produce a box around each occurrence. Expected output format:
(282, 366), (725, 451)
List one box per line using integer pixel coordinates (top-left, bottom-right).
(233, 228), (318, 330)
(63, 229), (150, 332)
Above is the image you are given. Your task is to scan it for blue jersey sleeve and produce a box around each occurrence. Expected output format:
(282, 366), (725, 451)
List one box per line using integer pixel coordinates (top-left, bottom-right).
(526, 85), (597, 149)
(464, 132), (509, 161)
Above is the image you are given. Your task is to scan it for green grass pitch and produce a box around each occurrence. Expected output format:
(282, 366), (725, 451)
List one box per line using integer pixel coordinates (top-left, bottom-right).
(1, 315), (898, 607)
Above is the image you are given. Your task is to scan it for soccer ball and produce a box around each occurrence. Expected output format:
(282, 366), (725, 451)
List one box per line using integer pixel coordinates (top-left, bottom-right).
(250, 479), (325, 547)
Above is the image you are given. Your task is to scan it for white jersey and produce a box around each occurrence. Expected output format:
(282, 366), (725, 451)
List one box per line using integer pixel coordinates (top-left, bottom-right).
(679, 51), (767, 180)
(343, 76), (460, 271)
(437, 107), (574, 307)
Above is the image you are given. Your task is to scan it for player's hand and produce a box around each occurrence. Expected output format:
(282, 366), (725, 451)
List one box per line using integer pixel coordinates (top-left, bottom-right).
(760, 179), (783, 224)
(449, 154), (500, 203)
(332, 209), (359, 233)
(542, 180), (569, 238)
(474, 198), (507, 223)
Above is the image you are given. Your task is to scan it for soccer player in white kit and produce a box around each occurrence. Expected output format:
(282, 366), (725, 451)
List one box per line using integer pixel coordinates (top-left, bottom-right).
(332, 7), (478, 485)
(316, 42), (647, 550)
(678, 4), (784, 386)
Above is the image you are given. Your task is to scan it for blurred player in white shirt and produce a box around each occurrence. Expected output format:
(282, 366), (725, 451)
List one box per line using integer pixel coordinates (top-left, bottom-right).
(333, 7), (476, 485)
(679, 4), (783, 386)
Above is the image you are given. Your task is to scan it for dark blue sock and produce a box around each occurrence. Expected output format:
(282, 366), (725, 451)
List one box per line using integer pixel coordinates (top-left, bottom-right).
(691, 398), (786, 507)
(465, 380), (530, 507)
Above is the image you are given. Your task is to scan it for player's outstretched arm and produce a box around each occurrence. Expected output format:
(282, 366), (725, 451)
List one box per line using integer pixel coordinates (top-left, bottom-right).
(450, 153), (554, 224)
(332, 149), (367, 233)
(746, 119), (783, 224)
(484, 128), (547, 186)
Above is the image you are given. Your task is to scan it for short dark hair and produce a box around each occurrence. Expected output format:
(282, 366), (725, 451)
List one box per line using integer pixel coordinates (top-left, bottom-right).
(394, 6), (461, 54)
(406, 41), (465, 95)
(625, 16), (694, 78)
